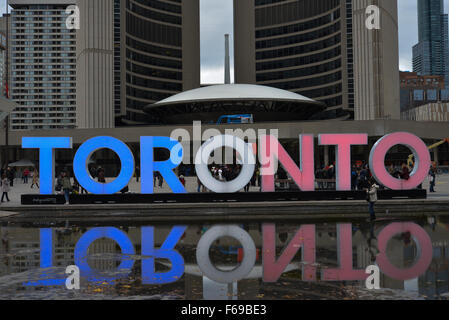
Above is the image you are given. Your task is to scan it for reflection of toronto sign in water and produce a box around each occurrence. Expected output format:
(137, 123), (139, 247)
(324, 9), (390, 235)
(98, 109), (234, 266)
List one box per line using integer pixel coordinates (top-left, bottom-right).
(25, 223), (432, 288)
(23, 131), (431, 194)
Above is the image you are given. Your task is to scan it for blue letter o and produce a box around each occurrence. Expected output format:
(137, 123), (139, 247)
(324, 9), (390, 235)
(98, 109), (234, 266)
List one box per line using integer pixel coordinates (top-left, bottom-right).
(74, 136), (135, 194)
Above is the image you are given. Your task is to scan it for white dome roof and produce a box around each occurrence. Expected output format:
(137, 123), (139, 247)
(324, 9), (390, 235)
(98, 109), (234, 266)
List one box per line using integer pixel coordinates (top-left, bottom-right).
(151, 84), (320, 107)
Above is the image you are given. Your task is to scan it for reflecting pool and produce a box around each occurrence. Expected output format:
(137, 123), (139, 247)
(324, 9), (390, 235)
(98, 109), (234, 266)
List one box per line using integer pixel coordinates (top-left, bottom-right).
(0, 215), (448, 300)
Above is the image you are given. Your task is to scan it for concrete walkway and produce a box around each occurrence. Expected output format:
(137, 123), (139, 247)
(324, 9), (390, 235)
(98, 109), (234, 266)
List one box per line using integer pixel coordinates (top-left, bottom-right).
(1, 175), (448, 225)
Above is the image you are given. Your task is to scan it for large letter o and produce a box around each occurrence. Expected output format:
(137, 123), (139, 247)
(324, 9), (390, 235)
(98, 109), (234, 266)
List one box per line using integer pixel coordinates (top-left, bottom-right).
(74, 227), (136, 280)
(376, 222), (432, 280)
(74, 136), (135, 194)
(369, 132), (431, 190)
(196, 225), (257, 284)
(195, 135), (256, 193)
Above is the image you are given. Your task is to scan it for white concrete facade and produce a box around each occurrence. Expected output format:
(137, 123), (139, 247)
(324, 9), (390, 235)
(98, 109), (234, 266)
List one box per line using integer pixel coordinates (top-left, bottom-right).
(76, 0), (114, 129)
(353, 0), (400, 120)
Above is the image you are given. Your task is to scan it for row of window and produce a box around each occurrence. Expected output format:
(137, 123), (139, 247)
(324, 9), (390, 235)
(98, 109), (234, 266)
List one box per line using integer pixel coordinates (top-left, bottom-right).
(132, 0), (182, 14)
(13, 59), (76, 64)
(127, 0), (182, 25)
(13, 65), (74, 70)
(12, 41), (75, 45)
(12, 95), (76, 100)
(126, 11), (182, 47)
(15, 104), (75, 108)
(11, 119), (75, 124)
(126, 87), (173, 104)
(255, 0), (340, 28)
(256, 10), (339, 39)
(13, 53), (75, 57)
(13, 89), (75, 93)
(256, 21), (340, 49)
(12, 81), (75, 86)
(265, 70), (341, 91)
(126, 49), (182, 70)
(296, 82), (342, 99)
(126, 37), (182, 58)
(12, 113), (76, 118)
(13, 17), (66, 21)
(12, 32), (74, 38)
(12, 125), (76, 130)
(257, 58), (341, 81)
(126, 61), (182, 82)
(256, 46), (341, 71)
(126, 73), (182, 91)
(13, 71), (75, 75)
(13, 48), (73, 54)
(12, 23), (68, 27)
(255, 0), (289, 7)
(256, 33), (341, 60)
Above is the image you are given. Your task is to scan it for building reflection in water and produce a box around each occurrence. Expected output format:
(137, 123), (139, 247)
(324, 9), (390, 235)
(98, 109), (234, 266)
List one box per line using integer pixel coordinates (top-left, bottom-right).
(0, 218), (447, 300)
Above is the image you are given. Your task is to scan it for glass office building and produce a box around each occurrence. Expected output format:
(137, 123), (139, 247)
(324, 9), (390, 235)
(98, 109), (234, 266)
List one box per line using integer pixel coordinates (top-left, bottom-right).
(413, 0), (449, 89)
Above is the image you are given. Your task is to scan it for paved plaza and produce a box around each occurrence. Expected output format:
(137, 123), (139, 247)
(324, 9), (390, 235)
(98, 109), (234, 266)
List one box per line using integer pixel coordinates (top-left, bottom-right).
(0, 173), (448, 208)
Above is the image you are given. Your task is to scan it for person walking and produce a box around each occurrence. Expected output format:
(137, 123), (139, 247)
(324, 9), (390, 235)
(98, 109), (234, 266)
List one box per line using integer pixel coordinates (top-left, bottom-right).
(429, 167), (436, 193)
(179, 175), (186, 187)
(6, 167), (14, 187)
(1, 174), (10, 203)
(197, 175), (203, 193)
(366, 178), (379, 221)
(61, 171), (72, 204)
(30, 170), (39, 189)
(22, 168), (30, 184)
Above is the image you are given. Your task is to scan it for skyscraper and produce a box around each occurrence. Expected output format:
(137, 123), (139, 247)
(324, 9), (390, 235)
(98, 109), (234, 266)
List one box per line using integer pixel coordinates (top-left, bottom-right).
(234, 0), (400, 120)
(8, 0), (77, 131)
(413, 0), (449, 89)
(120, 0), (200, 125)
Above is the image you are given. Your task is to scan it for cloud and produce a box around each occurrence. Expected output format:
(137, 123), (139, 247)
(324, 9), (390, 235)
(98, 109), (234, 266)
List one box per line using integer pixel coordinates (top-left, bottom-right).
(201, 66), (235, 84)
(200, 0), (234, 83)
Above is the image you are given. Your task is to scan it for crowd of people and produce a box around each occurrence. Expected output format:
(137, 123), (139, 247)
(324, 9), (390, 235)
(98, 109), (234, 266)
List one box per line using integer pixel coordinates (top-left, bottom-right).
(196, 165), (262, 193)
(0, 159), (440, 208)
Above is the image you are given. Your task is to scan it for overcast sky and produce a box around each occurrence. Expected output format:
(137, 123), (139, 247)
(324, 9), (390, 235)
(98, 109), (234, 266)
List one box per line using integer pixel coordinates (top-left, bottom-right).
(0, 1), (446, 84)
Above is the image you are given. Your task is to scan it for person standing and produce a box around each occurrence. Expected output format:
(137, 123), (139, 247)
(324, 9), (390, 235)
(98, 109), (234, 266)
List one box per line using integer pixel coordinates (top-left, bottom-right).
(135, 166), (140, 183)
(179, 175), (186, 187)
(401, 163), (410, 181)
(429, 168), (436, 193)
(61, 171), (72, 204)
(97, 167), (106, 183)
(23, 168), (30, 184)
(366, 179), (379, 221)
(1, 174), (10, 203)
(30, 170), (39, 189)
(158, 173), (163, 188)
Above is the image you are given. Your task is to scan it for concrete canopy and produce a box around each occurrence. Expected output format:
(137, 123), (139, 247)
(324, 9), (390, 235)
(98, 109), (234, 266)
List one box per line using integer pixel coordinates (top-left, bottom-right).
(144, 84), (327, 124)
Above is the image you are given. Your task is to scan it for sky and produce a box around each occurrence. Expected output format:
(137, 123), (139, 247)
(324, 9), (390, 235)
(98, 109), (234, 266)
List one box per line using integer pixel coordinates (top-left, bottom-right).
(0, 1), (446, 84)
